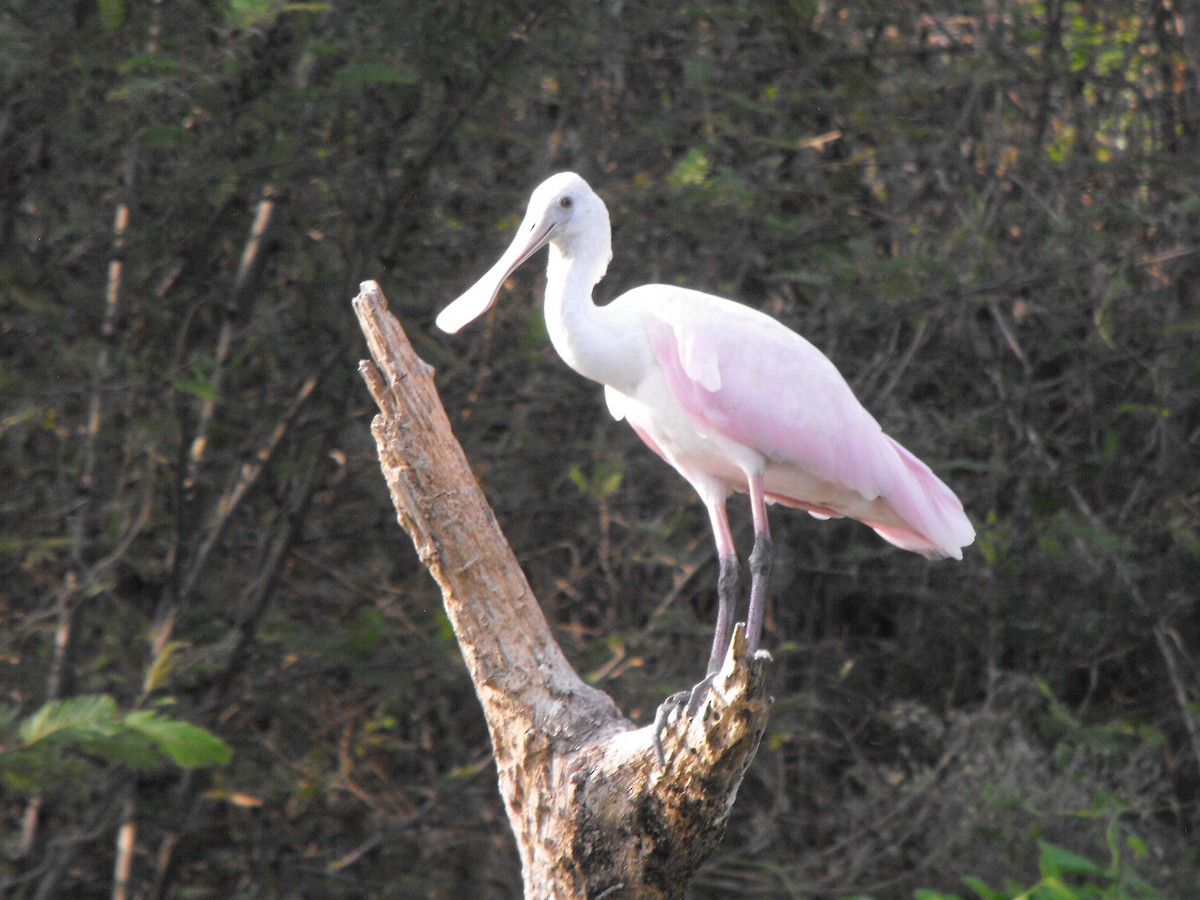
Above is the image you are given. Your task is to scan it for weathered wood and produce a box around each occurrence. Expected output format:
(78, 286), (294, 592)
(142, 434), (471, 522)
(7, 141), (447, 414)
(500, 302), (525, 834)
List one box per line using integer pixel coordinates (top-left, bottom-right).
(353, 280), (771, 898)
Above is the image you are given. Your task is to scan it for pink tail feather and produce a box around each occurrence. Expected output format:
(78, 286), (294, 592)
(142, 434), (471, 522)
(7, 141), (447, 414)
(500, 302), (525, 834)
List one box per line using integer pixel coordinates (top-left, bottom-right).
(874, 436), (974, 559)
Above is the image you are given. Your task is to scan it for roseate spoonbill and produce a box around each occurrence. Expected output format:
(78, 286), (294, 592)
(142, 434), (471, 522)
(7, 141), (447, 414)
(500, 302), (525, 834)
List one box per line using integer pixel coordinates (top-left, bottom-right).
(436, 172), (974, 710)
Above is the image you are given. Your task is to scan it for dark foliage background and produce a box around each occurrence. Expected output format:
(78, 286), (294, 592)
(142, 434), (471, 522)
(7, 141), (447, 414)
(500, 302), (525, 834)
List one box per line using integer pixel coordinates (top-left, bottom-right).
(2, 0), (1199, 896)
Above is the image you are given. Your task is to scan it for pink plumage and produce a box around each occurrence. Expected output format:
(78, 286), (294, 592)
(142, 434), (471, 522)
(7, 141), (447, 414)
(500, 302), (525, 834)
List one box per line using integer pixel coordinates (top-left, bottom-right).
(624, 285), (972, 560)
(437, 172), (974, 685)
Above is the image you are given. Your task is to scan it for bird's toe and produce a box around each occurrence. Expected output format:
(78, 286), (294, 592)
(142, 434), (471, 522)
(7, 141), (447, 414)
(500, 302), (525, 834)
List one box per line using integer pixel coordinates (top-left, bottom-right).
(651, 675), (719, 767)
(683, 673), (717, 717)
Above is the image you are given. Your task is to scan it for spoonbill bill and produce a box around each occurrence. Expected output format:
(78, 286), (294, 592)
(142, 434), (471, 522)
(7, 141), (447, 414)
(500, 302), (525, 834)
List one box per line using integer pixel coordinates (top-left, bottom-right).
(436, 172), (973, 704)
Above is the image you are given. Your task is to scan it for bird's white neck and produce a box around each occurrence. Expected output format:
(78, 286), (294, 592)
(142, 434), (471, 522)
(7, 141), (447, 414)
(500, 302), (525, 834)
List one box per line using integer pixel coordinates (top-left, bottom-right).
(543, 239), (638, 395)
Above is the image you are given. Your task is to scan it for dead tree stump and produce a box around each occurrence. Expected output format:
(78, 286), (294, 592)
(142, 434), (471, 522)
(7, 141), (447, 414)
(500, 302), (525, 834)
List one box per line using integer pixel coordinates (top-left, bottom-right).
(353, 280), (771, 898)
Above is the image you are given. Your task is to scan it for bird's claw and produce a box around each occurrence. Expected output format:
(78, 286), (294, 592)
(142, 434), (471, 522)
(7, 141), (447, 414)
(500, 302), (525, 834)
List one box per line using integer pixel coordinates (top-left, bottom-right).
(684, 673), (717, 718)
(651, 674), (718, 768)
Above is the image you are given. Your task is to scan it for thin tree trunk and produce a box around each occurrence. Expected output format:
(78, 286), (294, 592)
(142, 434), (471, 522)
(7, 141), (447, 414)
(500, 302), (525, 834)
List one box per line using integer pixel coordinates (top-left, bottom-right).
(353, 281), (771, 899)
(20, 190), (132, 860)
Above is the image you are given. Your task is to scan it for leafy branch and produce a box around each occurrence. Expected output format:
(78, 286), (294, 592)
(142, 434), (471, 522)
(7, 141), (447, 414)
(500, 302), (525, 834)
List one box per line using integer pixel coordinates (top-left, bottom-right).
(2, 694), (230, 787)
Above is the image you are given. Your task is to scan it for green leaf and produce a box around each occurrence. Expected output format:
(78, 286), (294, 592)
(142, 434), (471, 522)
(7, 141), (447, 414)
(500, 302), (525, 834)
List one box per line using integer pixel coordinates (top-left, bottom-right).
(593, 459), (623, 499)
(1125, 833), (1147, 857)
(961, 876), (1006, 900)
(176, 375), (215, 402)
(83, 730), (164, 770)
(123, 710), (231, 768)
(669, 148), (711, 187)
(1038, 841), (1104, 878)
(569, 460), (624, 501)
(1030, 875), (1086, 899)
(568, 464), (588, 494)
(19, 695), (120, 746)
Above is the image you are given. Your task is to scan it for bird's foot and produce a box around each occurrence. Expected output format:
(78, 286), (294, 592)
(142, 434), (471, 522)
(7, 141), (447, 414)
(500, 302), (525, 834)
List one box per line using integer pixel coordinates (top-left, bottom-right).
(651, 674), (718, 768)
(651, 690), (689, 768)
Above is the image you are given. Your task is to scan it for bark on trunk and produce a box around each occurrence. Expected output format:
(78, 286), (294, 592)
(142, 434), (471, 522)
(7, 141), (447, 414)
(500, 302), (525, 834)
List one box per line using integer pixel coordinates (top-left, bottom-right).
(353, 281), (771, 899)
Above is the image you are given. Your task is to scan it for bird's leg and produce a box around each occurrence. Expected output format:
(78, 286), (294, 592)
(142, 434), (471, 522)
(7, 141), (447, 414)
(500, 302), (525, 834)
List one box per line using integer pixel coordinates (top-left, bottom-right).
(689, 497), (739, 703)
(745, 471), (772, 654)
(679, 552), (739, 719)
(746, 533), (772, 654)
(652, 493), (737, 765)
(708, 553), (740, 676)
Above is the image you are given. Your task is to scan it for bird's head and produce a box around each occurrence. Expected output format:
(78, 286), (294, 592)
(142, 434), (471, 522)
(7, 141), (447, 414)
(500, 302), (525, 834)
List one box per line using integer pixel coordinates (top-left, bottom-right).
(435, 172), (612, 334)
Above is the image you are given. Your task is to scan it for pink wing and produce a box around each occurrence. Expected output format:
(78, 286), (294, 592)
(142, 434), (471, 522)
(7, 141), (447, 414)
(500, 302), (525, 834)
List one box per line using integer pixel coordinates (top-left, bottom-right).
(618, 286), (974, 559)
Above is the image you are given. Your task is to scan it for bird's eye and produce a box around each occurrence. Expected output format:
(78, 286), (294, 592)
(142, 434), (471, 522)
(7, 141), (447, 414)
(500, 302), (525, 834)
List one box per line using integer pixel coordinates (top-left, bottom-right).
(559, 196), (573, 210)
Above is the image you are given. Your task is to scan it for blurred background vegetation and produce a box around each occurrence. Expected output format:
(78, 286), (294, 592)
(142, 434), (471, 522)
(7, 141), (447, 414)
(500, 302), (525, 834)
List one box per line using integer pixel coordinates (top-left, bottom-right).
(2, 0), (1199, 896)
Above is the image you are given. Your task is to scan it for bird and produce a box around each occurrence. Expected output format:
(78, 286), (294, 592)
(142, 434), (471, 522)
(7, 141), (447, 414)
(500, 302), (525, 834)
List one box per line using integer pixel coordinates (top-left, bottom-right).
(436, 172), (974, 721)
